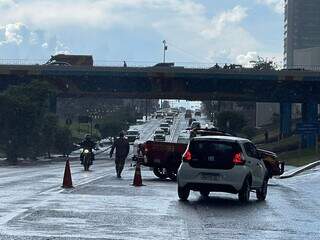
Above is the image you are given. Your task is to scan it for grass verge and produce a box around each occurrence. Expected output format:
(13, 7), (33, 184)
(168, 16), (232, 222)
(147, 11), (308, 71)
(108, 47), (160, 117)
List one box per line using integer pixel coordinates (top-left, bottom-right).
(279, 148), (320, 167)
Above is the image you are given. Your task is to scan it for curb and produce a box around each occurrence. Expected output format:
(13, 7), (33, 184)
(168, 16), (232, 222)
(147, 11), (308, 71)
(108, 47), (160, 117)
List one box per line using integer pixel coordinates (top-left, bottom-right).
(278, 160), (320, 179)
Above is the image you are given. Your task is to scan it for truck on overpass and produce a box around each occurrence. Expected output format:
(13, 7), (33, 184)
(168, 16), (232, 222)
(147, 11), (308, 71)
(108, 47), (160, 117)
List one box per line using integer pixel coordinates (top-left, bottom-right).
(45, 54), (94, 66)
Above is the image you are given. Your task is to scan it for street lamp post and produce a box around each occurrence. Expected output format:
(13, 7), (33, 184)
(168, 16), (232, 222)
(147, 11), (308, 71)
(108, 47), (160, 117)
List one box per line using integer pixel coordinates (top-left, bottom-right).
(163, 40), (168, 63)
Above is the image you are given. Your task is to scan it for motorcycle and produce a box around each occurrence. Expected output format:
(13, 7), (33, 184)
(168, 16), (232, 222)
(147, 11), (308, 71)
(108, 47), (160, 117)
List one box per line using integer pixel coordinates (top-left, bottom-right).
(81, 148), (93, 171)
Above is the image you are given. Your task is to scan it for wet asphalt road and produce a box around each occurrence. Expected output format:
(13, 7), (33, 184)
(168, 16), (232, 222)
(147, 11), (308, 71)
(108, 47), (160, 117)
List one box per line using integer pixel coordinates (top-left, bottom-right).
(0, 116), (319, 239)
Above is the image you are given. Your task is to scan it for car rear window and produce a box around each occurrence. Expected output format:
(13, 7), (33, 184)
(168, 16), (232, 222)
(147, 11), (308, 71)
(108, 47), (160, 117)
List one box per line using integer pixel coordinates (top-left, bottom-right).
(189, 140), (242, 169)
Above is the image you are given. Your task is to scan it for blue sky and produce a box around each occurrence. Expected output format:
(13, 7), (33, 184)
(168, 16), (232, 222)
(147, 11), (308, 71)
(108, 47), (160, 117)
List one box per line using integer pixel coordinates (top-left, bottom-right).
(0, 0), (284, 67)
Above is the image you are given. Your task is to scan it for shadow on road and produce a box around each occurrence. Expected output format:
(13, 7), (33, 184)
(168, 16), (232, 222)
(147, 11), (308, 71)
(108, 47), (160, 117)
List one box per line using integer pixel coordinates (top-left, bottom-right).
(178, 195), (268, 209)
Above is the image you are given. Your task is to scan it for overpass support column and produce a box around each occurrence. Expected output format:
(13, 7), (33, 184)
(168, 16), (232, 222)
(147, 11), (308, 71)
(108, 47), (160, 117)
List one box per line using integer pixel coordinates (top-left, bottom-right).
(280, 103), (292, 139)
(301, 102), (318, 148)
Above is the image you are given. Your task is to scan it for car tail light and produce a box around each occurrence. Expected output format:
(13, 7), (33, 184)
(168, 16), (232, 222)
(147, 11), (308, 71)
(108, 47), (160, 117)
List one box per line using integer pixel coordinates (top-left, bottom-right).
(233, 152), (245, 165)
(183, 149), (192, 162)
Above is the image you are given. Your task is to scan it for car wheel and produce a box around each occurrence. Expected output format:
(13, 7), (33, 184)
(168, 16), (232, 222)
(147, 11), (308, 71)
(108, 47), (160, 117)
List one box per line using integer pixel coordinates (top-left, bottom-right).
(200, 190), (210, 197)
(167, 171), (177, 181)
(153, 168), (168, 180)
(256, 177), (268, 201)
(178, 186), (190, 201)
(238, 177), (251, 203)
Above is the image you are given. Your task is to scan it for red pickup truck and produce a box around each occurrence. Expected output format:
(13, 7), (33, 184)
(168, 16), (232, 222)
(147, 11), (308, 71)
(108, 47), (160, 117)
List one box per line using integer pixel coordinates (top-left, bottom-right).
(132, 129), (284, 181)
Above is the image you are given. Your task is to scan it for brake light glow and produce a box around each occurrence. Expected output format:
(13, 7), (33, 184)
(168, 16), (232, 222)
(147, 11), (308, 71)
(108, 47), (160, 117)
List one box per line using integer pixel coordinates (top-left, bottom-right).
(183, 150), (192, 162)
(233, 152), (245, 165)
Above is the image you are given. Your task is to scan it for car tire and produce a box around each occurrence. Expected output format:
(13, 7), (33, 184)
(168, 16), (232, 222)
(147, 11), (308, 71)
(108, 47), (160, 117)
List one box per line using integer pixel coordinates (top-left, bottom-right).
(200, 190), (210, 197)
(178, 186), (190, 201)
(256, 177), (268, 201)
(238, 177), (251, 203)
(153, 168), (168, 180)
(167, 171), (177, 181)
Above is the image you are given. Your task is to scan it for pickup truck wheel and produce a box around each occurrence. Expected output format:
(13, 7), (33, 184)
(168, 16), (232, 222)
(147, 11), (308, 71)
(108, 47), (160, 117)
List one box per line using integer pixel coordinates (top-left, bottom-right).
(178, 186), (190, 201)
(167, 171), (177, 181)
(153, 168), (168, 180)
(238, 177), (251, 203)
(256, 177), (268, 201)
(200, 190), (210, 197)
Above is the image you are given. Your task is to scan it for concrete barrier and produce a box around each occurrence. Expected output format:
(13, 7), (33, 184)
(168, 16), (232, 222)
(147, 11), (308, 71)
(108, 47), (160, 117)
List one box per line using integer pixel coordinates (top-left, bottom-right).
(278, 160), (320, 179)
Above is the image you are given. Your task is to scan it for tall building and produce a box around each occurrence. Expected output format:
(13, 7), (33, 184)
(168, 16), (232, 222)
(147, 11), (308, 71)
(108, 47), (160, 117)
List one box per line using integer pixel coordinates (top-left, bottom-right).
(284, 0), (320, 68)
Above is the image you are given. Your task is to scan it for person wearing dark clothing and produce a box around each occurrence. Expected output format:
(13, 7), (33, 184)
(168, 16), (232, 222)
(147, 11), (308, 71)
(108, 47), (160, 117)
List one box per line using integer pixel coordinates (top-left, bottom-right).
(80, 135), (96, 164)
(110, 132), (130, 178)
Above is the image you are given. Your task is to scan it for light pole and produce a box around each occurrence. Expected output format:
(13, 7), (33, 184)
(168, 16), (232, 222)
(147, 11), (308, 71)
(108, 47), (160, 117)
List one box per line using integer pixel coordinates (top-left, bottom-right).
(162, 40), (168, 63)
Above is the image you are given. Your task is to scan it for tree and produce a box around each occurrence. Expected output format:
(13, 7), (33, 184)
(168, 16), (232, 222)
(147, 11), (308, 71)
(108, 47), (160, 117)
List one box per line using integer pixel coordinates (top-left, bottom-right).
(55, 126), (74, 157)
(216, 111), (247, 134)
(41, 114), (59, 158)
(0, 80), (57, 163)
(98, 120), (128, 139)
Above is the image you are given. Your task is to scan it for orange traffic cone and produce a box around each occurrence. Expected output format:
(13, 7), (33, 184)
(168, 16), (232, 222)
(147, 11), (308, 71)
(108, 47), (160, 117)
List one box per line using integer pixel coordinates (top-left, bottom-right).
(132, 161), (144, 187)
(62, 159), (73, 188)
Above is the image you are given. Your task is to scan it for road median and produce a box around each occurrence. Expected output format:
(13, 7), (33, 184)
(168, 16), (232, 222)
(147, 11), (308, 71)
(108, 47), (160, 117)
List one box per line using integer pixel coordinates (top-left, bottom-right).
(278, 160), (320, 179)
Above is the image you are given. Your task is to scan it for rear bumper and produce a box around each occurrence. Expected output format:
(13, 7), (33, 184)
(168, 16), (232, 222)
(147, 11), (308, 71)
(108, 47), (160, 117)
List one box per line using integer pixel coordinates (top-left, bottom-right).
(177, 163), (249, 192)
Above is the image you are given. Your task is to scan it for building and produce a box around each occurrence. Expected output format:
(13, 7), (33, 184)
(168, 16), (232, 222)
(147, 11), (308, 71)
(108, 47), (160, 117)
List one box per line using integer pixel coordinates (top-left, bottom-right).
(293, 47), (320, 70)
(284, 0), (320, 68)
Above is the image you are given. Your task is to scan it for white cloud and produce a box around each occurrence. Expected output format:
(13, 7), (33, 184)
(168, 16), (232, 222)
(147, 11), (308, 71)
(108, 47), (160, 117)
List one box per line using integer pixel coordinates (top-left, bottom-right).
(0, 1), (262, 63)
(0, 0), (16, 8)
(256, 0), (284, 14)
(236, 51), (259, 66)
(201, 6), (247, 39)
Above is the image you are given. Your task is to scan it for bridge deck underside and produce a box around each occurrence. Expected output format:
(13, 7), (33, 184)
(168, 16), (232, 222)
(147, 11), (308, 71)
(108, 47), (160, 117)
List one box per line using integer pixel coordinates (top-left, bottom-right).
(0, 68), (320, 103)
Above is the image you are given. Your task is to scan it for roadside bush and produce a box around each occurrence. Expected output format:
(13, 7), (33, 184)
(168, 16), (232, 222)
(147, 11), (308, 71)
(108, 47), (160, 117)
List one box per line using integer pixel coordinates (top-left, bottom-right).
(241, 126), (258, 139)
(216, 111), (247, 135)
(55, 126), (74, 157)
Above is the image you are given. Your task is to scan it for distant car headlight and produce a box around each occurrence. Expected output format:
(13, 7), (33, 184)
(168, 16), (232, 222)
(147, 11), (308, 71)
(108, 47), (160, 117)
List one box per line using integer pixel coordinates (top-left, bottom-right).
(84, 149), (90, 154)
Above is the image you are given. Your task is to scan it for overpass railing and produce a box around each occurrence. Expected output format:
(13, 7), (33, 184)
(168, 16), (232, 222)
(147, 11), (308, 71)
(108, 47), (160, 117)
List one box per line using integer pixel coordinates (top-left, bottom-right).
(0, 58), (320, 72)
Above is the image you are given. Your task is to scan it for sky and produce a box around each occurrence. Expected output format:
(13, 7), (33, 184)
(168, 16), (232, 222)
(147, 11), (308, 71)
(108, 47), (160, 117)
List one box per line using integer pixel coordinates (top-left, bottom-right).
(0, 0), (284, 67)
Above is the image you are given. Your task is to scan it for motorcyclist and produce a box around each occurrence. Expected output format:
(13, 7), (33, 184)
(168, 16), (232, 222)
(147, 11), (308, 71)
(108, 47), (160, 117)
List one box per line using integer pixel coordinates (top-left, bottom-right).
(80, 134), (96, 164)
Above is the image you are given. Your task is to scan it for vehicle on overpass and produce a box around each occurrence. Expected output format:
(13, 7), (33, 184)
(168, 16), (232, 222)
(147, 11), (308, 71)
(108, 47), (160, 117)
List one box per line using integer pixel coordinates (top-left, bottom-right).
(45, 54), (94, 66)
(177, 136), (270, 202)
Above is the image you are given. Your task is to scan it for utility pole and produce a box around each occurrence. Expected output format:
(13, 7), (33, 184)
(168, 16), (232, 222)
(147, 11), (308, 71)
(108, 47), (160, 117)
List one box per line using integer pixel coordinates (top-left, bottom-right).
(163, 40), (168, 63)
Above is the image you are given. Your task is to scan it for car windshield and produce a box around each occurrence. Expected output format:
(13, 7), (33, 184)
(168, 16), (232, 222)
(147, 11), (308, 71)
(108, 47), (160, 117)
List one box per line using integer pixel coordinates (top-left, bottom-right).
(127, 131), (139, 135)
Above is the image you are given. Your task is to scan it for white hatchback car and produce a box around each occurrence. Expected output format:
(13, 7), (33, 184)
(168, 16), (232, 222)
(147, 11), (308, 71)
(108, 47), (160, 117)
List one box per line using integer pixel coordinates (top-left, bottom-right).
(177, 136), (269, 202)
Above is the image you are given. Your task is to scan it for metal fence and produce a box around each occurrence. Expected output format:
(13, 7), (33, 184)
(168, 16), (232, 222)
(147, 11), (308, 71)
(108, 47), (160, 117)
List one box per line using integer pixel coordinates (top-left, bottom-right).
(1, 58), (320, 72)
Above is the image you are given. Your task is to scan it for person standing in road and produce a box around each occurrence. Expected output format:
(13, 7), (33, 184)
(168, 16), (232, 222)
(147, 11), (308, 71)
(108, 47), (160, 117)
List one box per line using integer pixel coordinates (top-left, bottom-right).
(109, 131), (130, 178)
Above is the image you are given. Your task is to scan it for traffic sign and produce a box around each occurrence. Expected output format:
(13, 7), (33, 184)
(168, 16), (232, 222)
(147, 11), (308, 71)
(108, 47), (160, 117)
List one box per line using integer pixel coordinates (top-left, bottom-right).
(296, 122), (320, 135)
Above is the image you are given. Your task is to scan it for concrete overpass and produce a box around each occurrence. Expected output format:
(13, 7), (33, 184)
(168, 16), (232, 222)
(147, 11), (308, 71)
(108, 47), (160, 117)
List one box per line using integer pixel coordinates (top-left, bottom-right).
(1, 64), (320, 147)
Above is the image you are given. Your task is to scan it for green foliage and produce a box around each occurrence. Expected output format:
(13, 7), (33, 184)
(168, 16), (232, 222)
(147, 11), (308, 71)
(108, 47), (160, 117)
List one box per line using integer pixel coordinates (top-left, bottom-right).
(97, 106), (137, 138)
(0, 81), (55, 162)
(98, 120), (129, 138)
(55, 126), (74, 157)
(41, 114), (59, 158)
(216, 111), (247, 134)
(241, 126), (258, 139)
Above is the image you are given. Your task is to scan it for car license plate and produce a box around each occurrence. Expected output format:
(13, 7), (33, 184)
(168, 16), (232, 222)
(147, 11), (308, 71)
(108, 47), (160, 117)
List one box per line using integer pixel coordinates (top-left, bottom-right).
(208, 156), (215, 162)
(200, 173), (221, 181)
